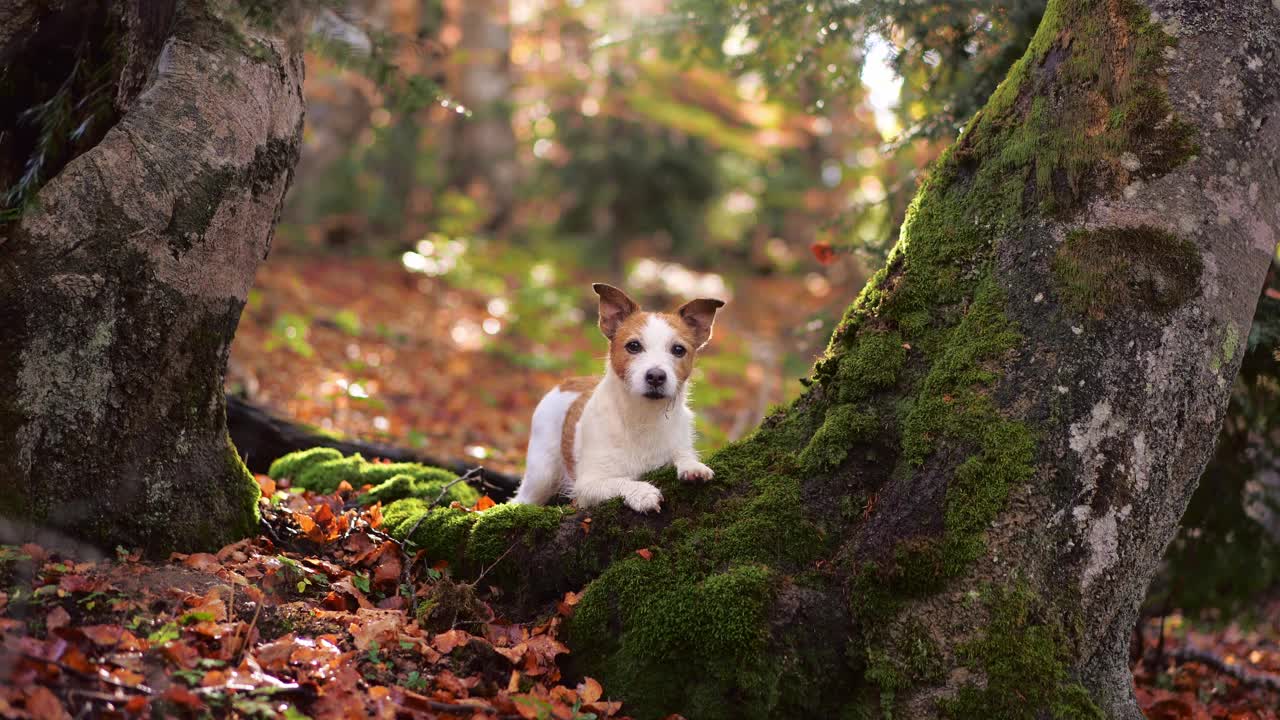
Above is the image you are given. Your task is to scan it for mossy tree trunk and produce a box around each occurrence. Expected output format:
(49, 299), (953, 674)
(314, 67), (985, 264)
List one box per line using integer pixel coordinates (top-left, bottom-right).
(0, 0), (304, 554)
(382, 1), (1280, 718)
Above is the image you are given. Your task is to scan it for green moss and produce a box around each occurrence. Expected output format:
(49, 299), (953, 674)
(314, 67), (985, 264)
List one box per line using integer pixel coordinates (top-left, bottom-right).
(383, 500), (479, 558)
(951, 0), (1197, 220)
(379, 498), (565, 570)
(267, 448), (480, 506)
(267, 447), (342, 481)
(798, 403), (878, 473)
(1053, 225), (1202, 317)
(569, 558), (777, 720)
(359, 472), (477, 507)
(359, 466), (478, 507)
(292, 454), (367, 494)
(833, 331), (907, 399)
(556, 422), (832, 718)
(223, 434), (261, 539)
(469, 503), (566, 565)
(863, 620), (945, 718)
(940, 584), (1103, 720)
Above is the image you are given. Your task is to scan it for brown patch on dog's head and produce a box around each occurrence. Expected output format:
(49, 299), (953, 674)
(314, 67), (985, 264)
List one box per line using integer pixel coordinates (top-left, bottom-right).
(655, 312), (699, 383)
(674, 297), (725, 350)
(592, 283), (639, 340)
(607, 311), (653, 382)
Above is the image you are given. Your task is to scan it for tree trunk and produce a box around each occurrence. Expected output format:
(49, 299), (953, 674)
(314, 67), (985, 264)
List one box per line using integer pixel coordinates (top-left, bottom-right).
(377, 1), (1280, 718)
(0, 1), (304, 555)
(446, 0), (516, 227)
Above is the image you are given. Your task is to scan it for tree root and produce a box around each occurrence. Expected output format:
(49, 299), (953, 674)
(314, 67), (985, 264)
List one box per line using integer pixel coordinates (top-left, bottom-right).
(1171, 647), (1280, 693)
(225, 393), (519, 500)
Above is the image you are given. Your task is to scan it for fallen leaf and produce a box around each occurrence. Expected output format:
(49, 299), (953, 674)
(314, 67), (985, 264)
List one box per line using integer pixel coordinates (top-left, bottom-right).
(24, 686), (68, 720)
(161, 685), (204, 711)
(256, 475), (276, 496)
(181, 553), (223, 573)
(45, 606), (70, 632)
(433, 629), (473, 654)
(577, 677), (603, 704)
(809, 241), (836, 265)
(635, 548), (653, 561)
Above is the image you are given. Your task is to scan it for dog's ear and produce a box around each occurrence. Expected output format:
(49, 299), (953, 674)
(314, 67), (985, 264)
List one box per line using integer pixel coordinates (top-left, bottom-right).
(593, 283), (640, 340)
(676, 298), (725, 349)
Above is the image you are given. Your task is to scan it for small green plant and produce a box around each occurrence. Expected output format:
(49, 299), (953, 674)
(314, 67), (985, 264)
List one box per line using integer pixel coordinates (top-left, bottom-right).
(266, 313), (315, 358)
(147, 622), (181, 645)
(404, 670), (428, 691)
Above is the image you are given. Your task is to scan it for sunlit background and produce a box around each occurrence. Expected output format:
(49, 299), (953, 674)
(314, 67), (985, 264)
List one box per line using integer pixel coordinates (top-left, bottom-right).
(227, 0), (1000, 473)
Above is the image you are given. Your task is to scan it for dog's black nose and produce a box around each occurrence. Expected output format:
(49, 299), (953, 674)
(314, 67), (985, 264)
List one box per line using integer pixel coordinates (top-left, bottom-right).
(645, 368), (667, 388)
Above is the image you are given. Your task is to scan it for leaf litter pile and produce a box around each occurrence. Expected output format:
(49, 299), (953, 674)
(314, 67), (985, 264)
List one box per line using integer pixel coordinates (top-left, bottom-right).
(0, 474), (624, 720)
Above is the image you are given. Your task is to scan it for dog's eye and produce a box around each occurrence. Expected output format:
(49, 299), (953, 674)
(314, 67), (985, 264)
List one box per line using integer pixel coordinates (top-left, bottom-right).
(625, 340), (643, 354)
(671, 344), (687, 357)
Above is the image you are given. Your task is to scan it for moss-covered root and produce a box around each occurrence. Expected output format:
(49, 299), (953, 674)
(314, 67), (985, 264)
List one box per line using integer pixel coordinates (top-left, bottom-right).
(381, 499), (567, 574)
(266, 447), (479, 506)
(567, 557), (777, 720)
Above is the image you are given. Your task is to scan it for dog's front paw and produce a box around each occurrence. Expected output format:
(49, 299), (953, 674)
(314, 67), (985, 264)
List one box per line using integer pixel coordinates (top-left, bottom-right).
(677, 461), (715, 483)
(624, 483), (664, 513)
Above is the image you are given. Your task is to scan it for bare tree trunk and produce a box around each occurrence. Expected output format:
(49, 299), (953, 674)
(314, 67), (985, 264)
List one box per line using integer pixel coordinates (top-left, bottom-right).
(446, 0), (516, 227)
(0, 0), (304, 555)
(364, 0), (1280, 717)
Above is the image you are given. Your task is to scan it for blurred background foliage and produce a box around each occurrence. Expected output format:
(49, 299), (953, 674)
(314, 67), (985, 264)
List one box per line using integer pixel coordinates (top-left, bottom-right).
(211, 0), (1280, 618)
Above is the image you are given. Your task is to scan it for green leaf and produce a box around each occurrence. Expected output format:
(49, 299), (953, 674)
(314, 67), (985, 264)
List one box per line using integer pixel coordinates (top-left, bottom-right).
(147, 622), (181, 644)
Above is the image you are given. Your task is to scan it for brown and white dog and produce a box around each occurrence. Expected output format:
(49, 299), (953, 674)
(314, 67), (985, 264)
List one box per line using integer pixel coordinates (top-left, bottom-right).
(510, 284), (724, 512)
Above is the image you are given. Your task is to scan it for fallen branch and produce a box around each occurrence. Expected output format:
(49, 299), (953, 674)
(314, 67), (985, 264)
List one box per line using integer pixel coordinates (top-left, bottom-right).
(1171, 647), (1280, 693)
(433, 468), (482, 507)
(225, 393), (519, 500)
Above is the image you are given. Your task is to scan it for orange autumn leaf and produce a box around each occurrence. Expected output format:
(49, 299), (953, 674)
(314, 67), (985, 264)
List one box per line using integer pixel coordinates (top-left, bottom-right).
(809, 241), (836, 265)
(256, 474), (276, 496)
(635, 548), (653, 561)
(577, 677), (603, 705)
(473, 495), (497, 511)
(433, 629), (472, 654)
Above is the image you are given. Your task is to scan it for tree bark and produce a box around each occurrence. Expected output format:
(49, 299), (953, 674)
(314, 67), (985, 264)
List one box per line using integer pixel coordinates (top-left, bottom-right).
(446, 0), (516, 228)
(0, 1), (304, 554)
(376, 1), (1280, 718)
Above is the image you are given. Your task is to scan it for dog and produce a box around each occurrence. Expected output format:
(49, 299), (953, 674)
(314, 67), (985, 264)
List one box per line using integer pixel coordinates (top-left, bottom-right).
(510, 283), (724, 513)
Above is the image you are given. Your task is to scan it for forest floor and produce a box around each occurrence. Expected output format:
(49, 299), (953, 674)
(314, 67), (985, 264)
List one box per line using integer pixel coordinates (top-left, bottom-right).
(2, 489), (1279, 719)
(3, 253), (1276, 718)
